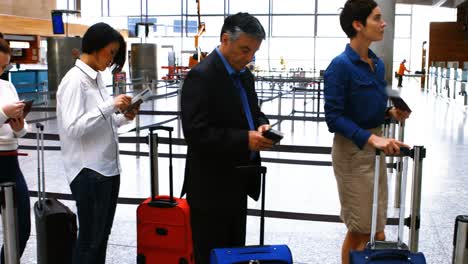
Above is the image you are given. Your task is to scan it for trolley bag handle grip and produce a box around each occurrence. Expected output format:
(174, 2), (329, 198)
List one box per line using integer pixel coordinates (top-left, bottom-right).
(148, 125), (173, 133)
(368, 250), (412, 262)
(375, 147), (411, 157)
(147, 126), (176, 208)
(236, 165), (267, 246)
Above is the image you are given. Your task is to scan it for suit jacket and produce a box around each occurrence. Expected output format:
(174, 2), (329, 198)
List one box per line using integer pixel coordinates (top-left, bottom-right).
(180, 49), (269, 210)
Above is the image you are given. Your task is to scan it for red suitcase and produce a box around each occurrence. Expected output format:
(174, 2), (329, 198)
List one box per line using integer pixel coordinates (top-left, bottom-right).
(136, 126), (194, 264)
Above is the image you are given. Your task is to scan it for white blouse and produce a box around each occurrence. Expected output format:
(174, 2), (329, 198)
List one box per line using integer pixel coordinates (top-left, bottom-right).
(0, 79), (28, 151)
(56, 59), (130, 184)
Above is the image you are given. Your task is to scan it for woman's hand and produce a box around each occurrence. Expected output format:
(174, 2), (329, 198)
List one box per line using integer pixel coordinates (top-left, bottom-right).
(2, 102), (25, 119)
(388, 107), (410, 122)
(124, 105), (139, 120)
(367, 134), (409, 155)
(114, 95), (132, 112)
(9, 117), (25, 132)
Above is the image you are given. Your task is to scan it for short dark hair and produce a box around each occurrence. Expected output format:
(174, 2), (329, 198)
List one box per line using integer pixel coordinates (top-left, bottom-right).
(220, 12), (266, 42)
(82, 23), (126, 73)
(340, 0), (378, 38)
(0, 33), (11, 55)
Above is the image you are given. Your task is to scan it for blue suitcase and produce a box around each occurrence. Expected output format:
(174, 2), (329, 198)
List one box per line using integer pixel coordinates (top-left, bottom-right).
(210, 245), (292, 264)
(350, 248), (426, 263)
(210, 166), (293, 264)
(350, 149), (426, 264)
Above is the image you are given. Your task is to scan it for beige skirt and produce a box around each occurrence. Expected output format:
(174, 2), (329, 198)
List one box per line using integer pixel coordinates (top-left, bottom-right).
(331, 128), (387, 234)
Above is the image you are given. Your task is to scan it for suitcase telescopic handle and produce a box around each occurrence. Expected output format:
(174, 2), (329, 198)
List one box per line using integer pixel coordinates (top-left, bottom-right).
(36, 123), (45, 209)
(236, 165), (267, 246)
(375, 147), (411, 157)
(147, 126), (176, 208)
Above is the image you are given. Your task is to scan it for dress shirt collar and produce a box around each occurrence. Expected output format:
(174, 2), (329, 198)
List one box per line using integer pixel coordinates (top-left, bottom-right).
(75, 59), (98, 80)
(344, 43), (379, 65)
(215, 47), (246, 77)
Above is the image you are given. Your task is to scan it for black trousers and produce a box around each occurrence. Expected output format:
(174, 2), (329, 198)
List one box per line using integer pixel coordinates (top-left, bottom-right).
(398, 74), (403, 87)
(190, 203), (248, 264)
(70, 168), (120, 264)
(0, 155), (31, 264)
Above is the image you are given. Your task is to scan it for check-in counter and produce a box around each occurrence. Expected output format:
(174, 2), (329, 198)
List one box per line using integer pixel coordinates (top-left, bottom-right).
(455, 69), (468, 107)
(428, 66), (435, 93)
(9, 70), (48, 94)
(435, 67), (443, 96)
(449, 67), (457, 100)
(441, 68), (451, 99)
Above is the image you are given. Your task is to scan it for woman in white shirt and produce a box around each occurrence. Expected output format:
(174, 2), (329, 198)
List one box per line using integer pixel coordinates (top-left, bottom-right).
(0, 35), (30, 263)
(56, 23), (137, 264)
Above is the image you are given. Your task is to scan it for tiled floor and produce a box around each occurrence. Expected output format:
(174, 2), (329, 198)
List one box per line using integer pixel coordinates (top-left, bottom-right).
(1, 77), (467, 263)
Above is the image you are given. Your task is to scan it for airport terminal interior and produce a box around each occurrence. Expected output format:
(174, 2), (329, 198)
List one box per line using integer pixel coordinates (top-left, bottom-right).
(1, 0), (468, 263)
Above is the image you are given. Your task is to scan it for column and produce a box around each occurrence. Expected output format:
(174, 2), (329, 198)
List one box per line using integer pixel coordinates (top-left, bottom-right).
(370, 0), (396, 85)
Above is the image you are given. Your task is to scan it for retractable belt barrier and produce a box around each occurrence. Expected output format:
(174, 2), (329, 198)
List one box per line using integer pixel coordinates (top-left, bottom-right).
(26, 190), (402, 226)
(18, 132), (424, 227)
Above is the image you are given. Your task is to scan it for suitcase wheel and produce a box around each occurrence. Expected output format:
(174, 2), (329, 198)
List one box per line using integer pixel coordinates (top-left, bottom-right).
(137, 254), (145, 264)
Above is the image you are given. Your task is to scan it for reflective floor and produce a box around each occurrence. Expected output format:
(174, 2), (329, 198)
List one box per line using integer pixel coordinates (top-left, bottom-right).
(1, 77), (467, 263)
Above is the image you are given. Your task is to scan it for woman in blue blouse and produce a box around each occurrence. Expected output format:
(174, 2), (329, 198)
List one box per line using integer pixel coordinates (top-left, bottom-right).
(324, 1), (410, 263)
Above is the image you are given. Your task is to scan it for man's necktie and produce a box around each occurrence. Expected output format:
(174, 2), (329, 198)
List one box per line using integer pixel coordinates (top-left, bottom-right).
(232, 73), (257, 160)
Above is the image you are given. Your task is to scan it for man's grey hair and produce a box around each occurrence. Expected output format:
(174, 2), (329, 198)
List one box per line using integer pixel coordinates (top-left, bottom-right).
(225, 26), (265, 42)
(220, 12), (266, 42)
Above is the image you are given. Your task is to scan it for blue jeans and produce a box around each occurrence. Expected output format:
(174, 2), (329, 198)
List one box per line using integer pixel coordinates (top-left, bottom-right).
(70, 168), (120, 264)
(0, 155), (31, 264)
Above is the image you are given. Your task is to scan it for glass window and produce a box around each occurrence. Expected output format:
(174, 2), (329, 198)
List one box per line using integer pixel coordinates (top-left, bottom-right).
(393, 38), (411, 64)
(396, 4), (412, 15)
(315, 37), (348, 72)
(395, 15), (411, 39)
(316, 15), (346, 37)
(179, 37), (218, 66)
(81, 0), (102, 18)
(272, 0), (314, 14)
(272, 16), (314, 36)
(317, 0), (345, 14)
(270, 38), (315, 70)
(229, 0), (269, 14)
(198, 16), (226, 37)
(255, 16), (270, 37)
(270, 38), (314, 60)
(148, 0), (182, 15)
(187, 0), (224, 15)
(56, 0), (67, 9)
(315, 37), (348, 62)
(109, 0), (142, 16)
(56, 0), (76, 10)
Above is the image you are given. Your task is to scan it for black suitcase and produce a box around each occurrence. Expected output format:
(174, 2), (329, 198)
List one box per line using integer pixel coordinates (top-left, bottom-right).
(34, 123), (77, 264)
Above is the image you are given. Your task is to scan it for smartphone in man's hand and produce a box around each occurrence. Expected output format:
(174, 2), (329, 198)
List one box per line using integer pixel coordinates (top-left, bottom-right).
(262, 128), (284, 144)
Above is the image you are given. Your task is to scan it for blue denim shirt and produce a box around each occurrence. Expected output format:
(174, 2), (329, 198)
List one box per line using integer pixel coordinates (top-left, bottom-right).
(324, 44), (388, 149)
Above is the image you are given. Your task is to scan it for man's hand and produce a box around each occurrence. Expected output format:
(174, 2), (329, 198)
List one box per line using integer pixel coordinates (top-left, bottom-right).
(248, 131), (273, 151)
(114, 95), (132, 112)
(367, 134), (409, 155)
(257, 124), (271, 133)
(9, 117), (25, 132)
(388, 107), (410, 122)
(2, 102), (25, 119)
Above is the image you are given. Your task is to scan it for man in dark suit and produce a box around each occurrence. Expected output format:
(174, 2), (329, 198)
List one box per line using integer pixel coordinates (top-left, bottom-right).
(181, 12), (273, 264)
